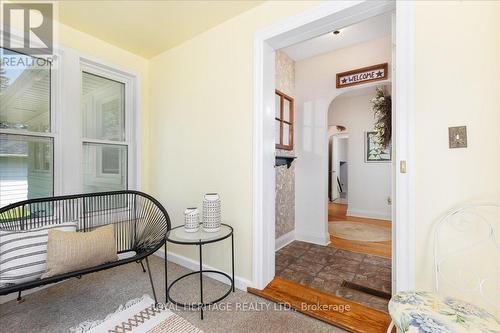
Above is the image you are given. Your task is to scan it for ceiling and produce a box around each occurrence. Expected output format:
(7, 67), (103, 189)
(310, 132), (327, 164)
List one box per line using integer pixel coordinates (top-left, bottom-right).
(281, 13), (391, 61)
(57, 1), (262, 59)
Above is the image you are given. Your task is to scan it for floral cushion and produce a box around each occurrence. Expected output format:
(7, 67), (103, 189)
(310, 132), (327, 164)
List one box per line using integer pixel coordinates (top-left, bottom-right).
(388, 291), (500, 333)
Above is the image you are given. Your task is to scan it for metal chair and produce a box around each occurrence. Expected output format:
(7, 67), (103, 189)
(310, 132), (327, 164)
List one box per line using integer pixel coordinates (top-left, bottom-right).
(0, 190), (171, 305)
(387, 203), (500, 332)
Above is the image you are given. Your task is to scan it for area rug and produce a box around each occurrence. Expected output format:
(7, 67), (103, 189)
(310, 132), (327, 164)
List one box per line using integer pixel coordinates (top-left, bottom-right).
(329, 221), (390, 242)
(70, 295), (203, 333)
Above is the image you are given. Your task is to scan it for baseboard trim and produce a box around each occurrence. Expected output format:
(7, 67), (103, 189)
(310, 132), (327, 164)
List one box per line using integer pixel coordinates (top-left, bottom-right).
(346, 209), (391, 221)
(154, 249), (252, 292)
(295, 231), (330, 246)
(275, 230), (295, 251)
(1, 251), (251, 305)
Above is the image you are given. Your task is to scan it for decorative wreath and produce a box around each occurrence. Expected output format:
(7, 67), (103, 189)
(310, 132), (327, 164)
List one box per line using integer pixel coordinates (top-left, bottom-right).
(371, 87), (392, 148)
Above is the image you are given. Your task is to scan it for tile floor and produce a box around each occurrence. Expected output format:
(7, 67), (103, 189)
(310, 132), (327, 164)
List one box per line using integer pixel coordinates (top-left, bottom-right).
(275, 241), (391, 312)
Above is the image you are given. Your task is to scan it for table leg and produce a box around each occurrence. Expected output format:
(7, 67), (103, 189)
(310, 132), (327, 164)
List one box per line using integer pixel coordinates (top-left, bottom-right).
(199, 243), (204, 320)
(164, 242), (168, 303)
(231, 234), (235, 292)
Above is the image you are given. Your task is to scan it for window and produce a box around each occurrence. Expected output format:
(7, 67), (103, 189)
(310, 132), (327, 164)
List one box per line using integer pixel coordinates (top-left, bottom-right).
(0, 48), (54, 207)
(82, 72), (128, 193)
(0, 46), (137, 208)
(275, 90), (294, 150)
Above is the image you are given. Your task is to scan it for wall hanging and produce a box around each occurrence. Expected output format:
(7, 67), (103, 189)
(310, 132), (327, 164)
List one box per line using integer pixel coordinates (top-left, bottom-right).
(365, 131), (391, 162)
(336, 63), (388, 88)
(371, 87), (392, 149)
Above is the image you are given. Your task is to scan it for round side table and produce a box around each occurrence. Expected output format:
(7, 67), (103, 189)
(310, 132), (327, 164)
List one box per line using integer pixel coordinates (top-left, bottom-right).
(165, 223), (234, 319)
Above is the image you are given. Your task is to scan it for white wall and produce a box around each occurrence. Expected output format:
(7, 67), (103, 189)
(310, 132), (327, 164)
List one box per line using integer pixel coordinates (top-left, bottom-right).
(337, 138), (348, 162)
(294, 36), (391, 244)
(329, 88), (391, 220)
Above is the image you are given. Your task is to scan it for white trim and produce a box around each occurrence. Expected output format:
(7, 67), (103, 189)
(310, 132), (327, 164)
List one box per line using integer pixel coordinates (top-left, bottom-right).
(393, 1), (416, 292)
(153, 249), (251, 292)
(0, 129), (56, 138)
(275, 230), (295, 251)
(346, 209), (392, 221)
(80, 58), (138, 191)
(0, 248), (252, 304)
(295, 231), (330, 247)
(252, 0), (415, 291)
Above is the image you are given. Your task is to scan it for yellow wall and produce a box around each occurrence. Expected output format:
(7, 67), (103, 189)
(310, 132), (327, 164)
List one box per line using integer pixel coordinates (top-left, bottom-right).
(56, 23), (151, 191)
(415, 0), (500, 299)
(149, 1), (318, 281)
(149, 0), (500, 294)
(6, 0), (498, 297)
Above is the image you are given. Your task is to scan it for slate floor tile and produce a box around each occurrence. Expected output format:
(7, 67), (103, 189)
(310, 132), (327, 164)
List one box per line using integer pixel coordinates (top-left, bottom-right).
(275, 241), (391, 313)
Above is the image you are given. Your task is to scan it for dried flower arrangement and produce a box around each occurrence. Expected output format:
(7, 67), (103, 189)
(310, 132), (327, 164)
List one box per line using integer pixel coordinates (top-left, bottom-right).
(371, 87), (392, 148)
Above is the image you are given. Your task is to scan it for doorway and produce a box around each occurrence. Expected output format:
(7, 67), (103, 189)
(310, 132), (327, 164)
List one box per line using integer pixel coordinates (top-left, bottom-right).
(330, 134), (349, 203)
(252, 0), (415, 311)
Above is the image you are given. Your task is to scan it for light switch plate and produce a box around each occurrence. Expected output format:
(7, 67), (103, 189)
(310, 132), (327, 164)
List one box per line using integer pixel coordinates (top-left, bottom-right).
(448, 126), (467, 148)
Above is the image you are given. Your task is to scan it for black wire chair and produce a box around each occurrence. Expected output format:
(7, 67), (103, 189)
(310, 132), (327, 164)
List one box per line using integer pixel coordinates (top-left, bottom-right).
(0, 190), (170, 305)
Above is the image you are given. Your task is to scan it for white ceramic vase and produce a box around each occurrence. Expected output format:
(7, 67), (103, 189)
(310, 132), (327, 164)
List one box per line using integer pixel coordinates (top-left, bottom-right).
(184, 207), (200, 233)
(202, 193), (221, 232)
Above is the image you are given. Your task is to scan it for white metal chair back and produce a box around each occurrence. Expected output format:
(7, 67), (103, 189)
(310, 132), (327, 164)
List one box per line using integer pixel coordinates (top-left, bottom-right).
(433, 203), (500, 315)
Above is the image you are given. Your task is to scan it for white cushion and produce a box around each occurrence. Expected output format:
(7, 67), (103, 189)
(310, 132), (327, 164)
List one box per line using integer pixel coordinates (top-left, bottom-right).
(0, 222), (77, 285)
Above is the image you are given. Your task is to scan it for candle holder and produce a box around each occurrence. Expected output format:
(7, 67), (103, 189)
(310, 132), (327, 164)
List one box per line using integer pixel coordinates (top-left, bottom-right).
(202, 193), (221, 232)
(184, 207), (200, 233)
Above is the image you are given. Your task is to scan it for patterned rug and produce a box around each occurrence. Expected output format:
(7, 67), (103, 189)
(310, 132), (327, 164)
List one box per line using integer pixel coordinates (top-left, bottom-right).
(70, 295), (203, 333)
(329, 221), (390, 242)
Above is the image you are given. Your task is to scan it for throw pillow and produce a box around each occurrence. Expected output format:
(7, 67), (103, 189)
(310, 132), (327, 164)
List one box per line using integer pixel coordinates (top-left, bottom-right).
(42, 224), (118, 278)
(0, 222), (77, 285)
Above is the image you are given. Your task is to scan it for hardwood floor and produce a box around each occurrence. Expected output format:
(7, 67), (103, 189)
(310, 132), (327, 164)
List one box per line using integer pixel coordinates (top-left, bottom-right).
(328, 203), (392, 259)
(248, 277), (392, 333)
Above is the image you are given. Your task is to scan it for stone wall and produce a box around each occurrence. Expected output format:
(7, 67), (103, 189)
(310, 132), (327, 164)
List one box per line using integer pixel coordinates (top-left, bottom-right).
(275, 50), (295, 239)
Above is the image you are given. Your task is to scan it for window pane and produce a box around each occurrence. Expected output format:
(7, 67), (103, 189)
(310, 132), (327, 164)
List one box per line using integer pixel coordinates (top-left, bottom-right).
(82, 72), (125, 141)
(283, 99), (291, 122)
(82, 143), (127, 193)
(0, 48), (51, 132)
(275, 93), (281, 119)
(283, 123), (290, 146)
(0, 134), (53, 207)
(275, 120), (281, 146)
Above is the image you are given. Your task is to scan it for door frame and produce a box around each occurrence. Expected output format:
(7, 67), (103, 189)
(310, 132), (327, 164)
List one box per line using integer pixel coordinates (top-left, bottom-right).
(331, 133), (349, 202)
(252, 0), (415, 292)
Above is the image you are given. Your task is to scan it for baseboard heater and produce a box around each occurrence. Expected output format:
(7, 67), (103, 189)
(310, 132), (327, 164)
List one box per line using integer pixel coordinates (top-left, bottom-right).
(341, 280), (391, 300)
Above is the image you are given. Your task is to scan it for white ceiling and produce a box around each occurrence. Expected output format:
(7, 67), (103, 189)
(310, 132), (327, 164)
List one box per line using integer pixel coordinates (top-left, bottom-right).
(281, 13), (392, 62)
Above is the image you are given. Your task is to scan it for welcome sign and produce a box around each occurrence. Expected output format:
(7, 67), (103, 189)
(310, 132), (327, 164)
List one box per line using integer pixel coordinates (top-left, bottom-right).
(336, 63), (388, 88)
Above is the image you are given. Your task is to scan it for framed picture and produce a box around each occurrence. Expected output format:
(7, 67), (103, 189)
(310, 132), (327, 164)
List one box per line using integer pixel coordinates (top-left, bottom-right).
(365, 131), (391, 162)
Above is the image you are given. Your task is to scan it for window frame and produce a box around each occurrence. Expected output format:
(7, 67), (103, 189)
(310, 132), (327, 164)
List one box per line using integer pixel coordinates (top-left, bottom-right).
(0, 47), (57, 204)
(80, 62), (134, 192)
(275, 89), (294, 150)
(62, 53), (139, 195)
